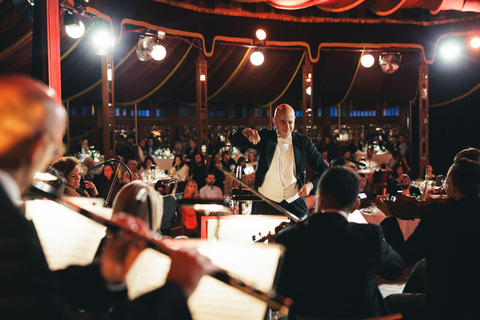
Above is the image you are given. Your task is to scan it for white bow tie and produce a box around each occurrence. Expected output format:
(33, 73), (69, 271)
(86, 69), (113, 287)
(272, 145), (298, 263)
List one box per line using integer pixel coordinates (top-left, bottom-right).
(278, 136), (292, 144)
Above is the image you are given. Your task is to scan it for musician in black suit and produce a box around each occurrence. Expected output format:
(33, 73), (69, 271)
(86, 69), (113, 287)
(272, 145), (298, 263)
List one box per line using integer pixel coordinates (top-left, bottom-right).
(0, 74), (217, 320)
(378, 158), (480, 320)
(275, 166), (404, 320)
(229, 104), (328, 219)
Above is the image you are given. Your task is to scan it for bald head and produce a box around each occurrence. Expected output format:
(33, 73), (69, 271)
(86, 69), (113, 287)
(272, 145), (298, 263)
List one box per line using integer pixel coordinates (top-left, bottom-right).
(0, 75), (67, 190)
(273, 104), (295, 138)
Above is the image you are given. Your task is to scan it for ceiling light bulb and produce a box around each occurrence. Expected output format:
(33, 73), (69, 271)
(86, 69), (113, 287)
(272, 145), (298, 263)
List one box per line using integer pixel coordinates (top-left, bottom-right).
(256, 29), (266, 41)
(66, 20), (85, 39)
(471, 37), (480, 49)
(93, 26), (114, 56)
(250, 51), (264, 66)
(151, 44), (166, 61)
(361, 54), (375, 68)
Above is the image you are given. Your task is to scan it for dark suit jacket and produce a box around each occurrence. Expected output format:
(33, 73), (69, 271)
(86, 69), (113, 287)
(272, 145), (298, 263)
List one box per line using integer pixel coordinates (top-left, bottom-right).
(381, 196), (480, 320)
(276, 212), (404, 320)
(0, 183), (191, 320)
(229, 128), (328, 195)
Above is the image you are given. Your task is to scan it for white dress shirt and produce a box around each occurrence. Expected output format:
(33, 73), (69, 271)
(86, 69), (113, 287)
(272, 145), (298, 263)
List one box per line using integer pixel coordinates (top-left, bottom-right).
(258, 133), (298, 203)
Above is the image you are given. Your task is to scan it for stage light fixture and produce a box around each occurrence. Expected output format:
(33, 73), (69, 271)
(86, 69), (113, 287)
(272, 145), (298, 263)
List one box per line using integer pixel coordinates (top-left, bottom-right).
(361, 54), (374, 68)
(440, 43), (460, 59)
(306, 86), (312, 96)
(64, 10), (85, 39)
(379, 53), (401, 74)
(136, 32), (167, 62)
(250, 51), (264, 66)
(256, 29), (266, 41)
(93, 23), (114, 56)
(471, 37), (480, 49)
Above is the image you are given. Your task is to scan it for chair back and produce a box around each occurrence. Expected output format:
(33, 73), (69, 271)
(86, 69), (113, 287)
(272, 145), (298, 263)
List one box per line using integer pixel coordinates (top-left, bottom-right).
(372, 170), (389, 195)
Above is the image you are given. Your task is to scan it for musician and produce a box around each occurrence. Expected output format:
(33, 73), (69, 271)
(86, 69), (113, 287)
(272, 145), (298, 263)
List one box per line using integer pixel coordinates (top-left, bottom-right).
(378, 158), (480, 320)
(0, 74), (218, 320)
(229, 104), (328, 219)
(275, 167), (404, 320)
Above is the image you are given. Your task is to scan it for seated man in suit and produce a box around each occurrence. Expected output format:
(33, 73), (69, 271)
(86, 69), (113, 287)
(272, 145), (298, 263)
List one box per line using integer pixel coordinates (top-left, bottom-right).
(378, 158), (480, 320)
(0, 74), (218, 320)
(275, 166), (404, 320)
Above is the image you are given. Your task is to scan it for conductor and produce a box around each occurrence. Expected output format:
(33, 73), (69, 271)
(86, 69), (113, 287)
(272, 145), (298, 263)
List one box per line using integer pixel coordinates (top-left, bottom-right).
(229, 104), (328, 219)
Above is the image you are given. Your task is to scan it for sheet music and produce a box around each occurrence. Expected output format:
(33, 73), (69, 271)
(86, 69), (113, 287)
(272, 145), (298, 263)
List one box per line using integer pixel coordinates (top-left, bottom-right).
(348, 210), (368, 224)
(126, 240), (284, 320)
(25, 199), (111, 270)
(203, 215), (289, 243)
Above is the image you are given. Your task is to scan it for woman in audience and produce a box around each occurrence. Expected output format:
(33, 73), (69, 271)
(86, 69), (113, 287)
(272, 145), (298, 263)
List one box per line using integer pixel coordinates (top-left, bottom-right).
(112, 180), (163, 232)
(390, 149), (410, 172)
(170, 155), (189, 182)
(98, 163), (122, 207)
(420, 164), (435, 180)
(52, 156), (98, 197)
(247, 152), (257, 168)
(141, 155), (156, 171)
(180, 180), (199, 237)
(387, 164), (406, 196)
(122, 159), (143, 184)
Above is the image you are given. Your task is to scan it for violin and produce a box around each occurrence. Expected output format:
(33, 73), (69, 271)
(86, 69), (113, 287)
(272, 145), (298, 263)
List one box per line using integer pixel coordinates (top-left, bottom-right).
(372, 194), (453, 220)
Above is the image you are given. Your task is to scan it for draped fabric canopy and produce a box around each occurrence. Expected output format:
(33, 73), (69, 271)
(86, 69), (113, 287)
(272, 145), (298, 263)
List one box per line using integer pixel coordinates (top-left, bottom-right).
(1, 0), (480, 108)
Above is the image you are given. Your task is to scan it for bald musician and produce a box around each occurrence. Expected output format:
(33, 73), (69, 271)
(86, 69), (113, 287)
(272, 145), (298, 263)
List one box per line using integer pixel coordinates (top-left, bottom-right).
(0, 75), (218, 319)
(229, 104), (328, 219)
(275, 167), (404, 320)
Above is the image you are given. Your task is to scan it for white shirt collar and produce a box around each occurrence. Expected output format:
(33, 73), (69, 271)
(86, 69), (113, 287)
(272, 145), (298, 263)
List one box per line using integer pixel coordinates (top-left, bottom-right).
(276, 131), (292, 141)
(0, 168), (22, 204)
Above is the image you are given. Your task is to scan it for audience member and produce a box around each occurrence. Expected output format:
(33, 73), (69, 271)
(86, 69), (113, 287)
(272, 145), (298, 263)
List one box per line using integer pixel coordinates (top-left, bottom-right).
(358, 172), (374, 200)
(247, 152), (257, 168)
(190, 153), (207, 190)
(420, 164), (435, 180)
(52, 156), (98, 197)
(199, 172), (223, 199)
(141, 155), (156, 171)
(122, 159), (143, 184)
(137, 139), (146, 164)
(391, 174), (421, 197)
(97, 163), (122, 207)
(184, 139), (198, 169)
(180, 180), (200, 236)
(73, 138), (90, 159)
(170, 155), (189, 182)
(398, 135), (408, 157)
(0, 74), (218, 320)
(221, 150), (236, 172)
(276, 167), (404, 320)
(378, 158), (480, 320)
(387, 165), (406, 196)
(144, 137), (157, 155)
(208, 152), (224, 190)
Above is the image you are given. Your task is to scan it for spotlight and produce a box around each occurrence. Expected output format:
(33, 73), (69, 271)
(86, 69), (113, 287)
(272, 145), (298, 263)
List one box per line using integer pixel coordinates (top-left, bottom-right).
(255, 29), (266, 41)
(361, 54), (374, 68)
(151, 44), (166, 61)
(250, 51), (264, 66)
(440, 43), (460, 59)
(64, 11), (85, 39)
(471, 37), (480, 49)
(379, 53), (401, 74)
(93, 23), (114, 56)
(306, 86), (312, 96)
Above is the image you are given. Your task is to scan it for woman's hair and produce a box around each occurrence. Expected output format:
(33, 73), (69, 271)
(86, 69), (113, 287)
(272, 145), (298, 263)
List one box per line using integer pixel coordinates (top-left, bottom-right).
(184, 180), (199, 198)
(51, 156), (81, 180)
(112, 180), (164, 231)
(172, 154), (185, 169)
(236, 156), (246, 167)
(143, 155), (156, 169)
(454, 147), (480, 164)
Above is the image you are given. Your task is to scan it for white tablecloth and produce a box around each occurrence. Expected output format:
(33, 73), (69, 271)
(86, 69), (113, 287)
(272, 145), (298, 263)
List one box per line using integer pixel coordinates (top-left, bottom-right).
(355, 150), (394, 166)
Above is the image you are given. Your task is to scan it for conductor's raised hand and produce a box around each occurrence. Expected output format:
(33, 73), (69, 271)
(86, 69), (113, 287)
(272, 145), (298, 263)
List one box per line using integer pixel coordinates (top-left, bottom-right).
(100, 213), (148, 284)
(166, 248), (222, 297)
(242, 128), (261, 145)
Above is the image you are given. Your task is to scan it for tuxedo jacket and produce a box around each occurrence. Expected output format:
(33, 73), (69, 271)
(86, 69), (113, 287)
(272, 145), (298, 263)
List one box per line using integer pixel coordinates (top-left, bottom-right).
(229, 128), (328, 195)
(0, 183), (191, 320)
(381, 196), (480, 320)
(276, 212), (404, 320)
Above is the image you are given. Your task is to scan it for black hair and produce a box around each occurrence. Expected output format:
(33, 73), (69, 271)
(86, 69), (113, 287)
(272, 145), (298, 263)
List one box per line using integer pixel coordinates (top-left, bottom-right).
(318, 166), (360, 210)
